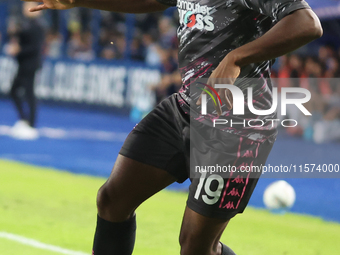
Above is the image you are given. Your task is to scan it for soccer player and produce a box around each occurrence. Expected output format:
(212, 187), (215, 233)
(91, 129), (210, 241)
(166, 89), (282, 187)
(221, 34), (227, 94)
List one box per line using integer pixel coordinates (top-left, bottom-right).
(25, 0), (322, 254)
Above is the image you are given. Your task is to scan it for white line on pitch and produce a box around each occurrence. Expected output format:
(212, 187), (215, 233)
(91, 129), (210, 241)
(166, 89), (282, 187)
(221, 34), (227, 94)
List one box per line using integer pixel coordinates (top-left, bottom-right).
(0, 125), (128, 142)
(0, 231), (89, 255)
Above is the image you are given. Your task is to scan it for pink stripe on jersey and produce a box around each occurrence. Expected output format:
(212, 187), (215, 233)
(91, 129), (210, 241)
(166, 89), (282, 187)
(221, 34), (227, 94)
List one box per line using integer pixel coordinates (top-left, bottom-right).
(235, 142), (260, 209)
(219, 136), (243, 208)
(236, 161), (252, 209)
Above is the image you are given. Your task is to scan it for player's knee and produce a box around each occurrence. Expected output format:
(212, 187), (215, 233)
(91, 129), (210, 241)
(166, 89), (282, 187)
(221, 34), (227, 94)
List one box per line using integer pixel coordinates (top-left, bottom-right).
(96, 184), (109, 212)
(96, 184), (119, 216)
(96, 183), (133, 221)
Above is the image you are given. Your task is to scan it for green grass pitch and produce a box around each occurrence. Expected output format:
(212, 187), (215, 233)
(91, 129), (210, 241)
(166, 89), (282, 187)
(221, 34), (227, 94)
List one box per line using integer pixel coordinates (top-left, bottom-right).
(0, 159), (339, 255)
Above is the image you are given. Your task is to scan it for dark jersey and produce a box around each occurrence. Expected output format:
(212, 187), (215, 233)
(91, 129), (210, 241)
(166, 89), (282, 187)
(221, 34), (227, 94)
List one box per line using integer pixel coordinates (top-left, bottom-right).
(170, 0), (310, 141)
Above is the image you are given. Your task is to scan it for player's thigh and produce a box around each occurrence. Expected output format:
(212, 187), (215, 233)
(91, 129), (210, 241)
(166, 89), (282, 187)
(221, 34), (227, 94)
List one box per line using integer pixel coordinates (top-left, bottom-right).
(98, 154), (177, 222)
(179, 206), (229, 255)
(98, 95), (189, 221)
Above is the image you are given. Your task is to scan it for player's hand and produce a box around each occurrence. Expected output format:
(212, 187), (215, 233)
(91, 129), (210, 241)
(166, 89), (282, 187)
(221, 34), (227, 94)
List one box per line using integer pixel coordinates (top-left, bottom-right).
(196, 55), (241, 116)
(21, 0), (76, 12)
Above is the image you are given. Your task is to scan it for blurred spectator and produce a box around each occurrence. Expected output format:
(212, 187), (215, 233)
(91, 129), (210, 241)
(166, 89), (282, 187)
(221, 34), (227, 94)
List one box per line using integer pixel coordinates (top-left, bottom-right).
(114, 34), (127, 59)
(158, 16), (176, 50)
(143, 33), (162, 66)
(67, 30), (95, 61)
(2, 3), (179, 65)
(151, 42), (180, 103)
(318, 45), (336, 69)
(325, 57), (340, 78)
(276, 46), (340, 143)
(289, 54), (304, 87)
(7, 2), (45, 140)
(313, 83), (340, 143)
(100, 45), (116, 60)
(130, 36), (145, 61)
(45, 30), (63, 58)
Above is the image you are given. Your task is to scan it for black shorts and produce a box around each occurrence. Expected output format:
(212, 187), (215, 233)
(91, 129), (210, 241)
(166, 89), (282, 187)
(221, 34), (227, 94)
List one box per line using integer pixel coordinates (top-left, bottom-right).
(120, 94), (275, 220)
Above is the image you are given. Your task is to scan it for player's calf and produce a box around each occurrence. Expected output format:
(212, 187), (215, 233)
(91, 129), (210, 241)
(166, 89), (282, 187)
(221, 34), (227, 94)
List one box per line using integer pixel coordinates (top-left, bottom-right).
(179, 207), (235, 255)
(180, 237), (236, 255)
(93, 155), (176, 254)
(93, 183), (137, 255)
(180, 234), (221, 255)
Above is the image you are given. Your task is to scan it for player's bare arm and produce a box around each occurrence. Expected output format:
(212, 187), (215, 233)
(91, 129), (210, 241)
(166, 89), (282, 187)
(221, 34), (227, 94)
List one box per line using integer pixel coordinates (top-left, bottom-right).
(225, 9), (322, 71)
(22, 0), (169, 13)
(198, 9), (323, 115)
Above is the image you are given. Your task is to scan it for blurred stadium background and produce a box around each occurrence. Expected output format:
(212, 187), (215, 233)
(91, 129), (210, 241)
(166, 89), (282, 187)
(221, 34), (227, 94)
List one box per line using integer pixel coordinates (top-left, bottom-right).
(0, 0), (340, 254)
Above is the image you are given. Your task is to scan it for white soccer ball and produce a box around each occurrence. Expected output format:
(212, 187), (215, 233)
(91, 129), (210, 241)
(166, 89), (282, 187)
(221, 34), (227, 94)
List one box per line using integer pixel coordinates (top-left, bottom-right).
(263, 180), (296, 210)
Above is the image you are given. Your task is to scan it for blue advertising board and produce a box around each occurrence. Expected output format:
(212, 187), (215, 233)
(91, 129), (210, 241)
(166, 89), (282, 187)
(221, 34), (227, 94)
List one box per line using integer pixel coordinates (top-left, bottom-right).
(0, 56), (161, 114)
